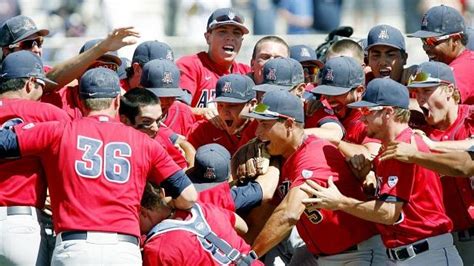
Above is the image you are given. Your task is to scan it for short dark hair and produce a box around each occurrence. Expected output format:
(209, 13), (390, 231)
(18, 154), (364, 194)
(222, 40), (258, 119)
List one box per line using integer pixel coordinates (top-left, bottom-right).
(252, 35), (289, 60)
(460, 32), (468, 46)
(141, 182), (163, 209)
(327, 39), (365, 64)
(119, 88), (159, 124)
(0, 78), (27, 94)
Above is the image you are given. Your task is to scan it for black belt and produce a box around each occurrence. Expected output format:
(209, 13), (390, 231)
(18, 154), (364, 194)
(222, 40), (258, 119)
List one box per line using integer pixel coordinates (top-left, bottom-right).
(457, 227), (474, 241)
(6, 206), (33, 216)
(61, 231), (139, 246)
(386, 240), (429, 261)
(318, 245), (358, 257)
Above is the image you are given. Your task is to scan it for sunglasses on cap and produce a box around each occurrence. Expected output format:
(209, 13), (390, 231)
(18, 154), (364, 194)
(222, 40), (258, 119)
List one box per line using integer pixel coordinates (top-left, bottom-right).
(360, 106), (386, 116)
(89, 60), (119, 72)
(421, 33), (461, 47)
(303, 66), (320, 76)
(208, 13), (244, 28)
(252, 103), (294, 120)
(9, 37), (44, 49)
(407, 72), (451, 85)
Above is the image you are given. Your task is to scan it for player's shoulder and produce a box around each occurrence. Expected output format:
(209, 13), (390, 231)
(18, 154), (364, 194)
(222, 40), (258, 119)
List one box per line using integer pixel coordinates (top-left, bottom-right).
(176, 52), (202, 66)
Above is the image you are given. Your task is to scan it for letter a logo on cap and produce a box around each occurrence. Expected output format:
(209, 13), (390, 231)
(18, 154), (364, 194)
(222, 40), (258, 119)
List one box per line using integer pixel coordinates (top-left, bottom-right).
(223, 81), (233, 93)
(421, 14), (428, 27)
(324, 69), (334, 81)
(266, 68), (277, 81)
(162, 71), (173, 84)
(204, 167), (216, 180)
(378, 29), (389, 40)
(300, 47), (311, 57)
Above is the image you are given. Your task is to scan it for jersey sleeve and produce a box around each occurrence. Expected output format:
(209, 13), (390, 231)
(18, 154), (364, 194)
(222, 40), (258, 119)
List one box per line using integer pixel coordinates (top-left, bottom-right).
(176, 56), (198, 96)
(14, 121), (63, 156)
(147, 140), (182, 185)
(377, 160), (414, 202)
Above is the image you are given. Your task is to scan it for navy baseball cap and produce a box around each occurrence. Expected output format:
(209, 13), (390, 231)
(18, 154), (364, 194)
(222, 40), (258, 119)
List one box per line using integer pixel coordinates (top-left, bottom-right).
(408, 5), (465, 38)
(0, 15), (49, 47)
(348, 78), (409, 109)
(117, 57), (131, 79)
(141, 59), (184, 98)
(312, 56), (364, 96)
(213, 74), (256, 103)
(466, 27), (474, 50)
(1, 51), (56, 85)
(207, 8), (249, 34)
(79, 68), (120, 99)
(132, 40), (174, 65)
(187, 143), (231, 192)
(79, 39), (122, 66)
(243, 90), (304, 123)
(290, 45), (324, 68)
(367, 24), (406, 51)
(253, 58), (304, 92)
(407, 61), (456, 88)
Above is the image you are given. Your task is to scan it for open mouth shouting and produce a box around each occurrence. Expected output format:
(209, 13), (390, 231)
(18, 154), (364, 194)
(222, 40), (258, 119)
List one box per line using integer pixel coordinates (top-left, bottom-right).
(378, 69), (392, 78)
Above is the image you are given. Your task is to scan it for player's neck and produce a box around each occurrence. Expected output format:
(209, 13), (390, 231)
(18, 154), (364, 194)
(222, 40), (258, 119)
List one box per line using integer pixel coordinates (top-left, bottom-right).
(0, 91), (29, 100)
(85, 109), (117, 118)
(382, 122), (409, 145)
(282, 129), (305, 159)
(437, 104), (459, 130)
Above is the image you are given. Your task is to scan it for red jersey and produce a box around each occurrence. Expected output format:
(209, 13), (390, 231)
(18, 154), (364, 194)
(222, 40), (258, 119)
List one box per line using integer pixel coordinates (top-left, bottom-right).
(41, 85), (82, 119)
(450, 49), (474, 105)
(14, 115), (181, 237)
(304, 99), (339, 129)
(155, 126), (188, 169)
(374, 128), (452, 248)
(162, 101), (195, 136)
(424, 104), (474, 231)
(198, 182), (236, 212)
(143, 203), (260, 266)
(281, 135), (378, 255)
(176, 52), (251, 108)
(0, 98), (70, 208)
(187, 120), (257, 155)
(341, 109), (379, 144)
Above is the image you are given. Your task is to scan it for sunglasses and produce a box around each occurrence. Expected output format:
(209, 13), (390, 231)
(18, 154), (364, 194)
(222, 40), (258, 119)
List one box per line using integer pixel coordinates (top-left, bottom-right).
(303, 66), (320, 76)
(253, 103), (294, 120)
(9, 37), (44, 49)
(208, 13), (244, 28)
(90, 61), (119, 72)
(421, 33), (460, 47)
(407, 72), (451, 85)
(136, 115), (165, 130)
(360, 106), (385, 116)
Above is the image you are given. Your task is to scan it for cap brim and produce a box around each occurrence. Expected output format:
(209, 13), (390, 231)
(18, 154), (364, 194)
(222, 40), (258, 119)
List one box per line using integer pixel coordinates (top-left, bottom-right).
(406, 30), (444, 38)
(301, 59), (324, 68)
(146, 88), (184, 98)
(38, 76), (58, 86)
(347, 100), (379, 108)
(193, 182), (223, 192)
(100, 54), (122, 66)
(407, 82), (445, 88)
(240, 110), (278, 121)
(366, 43), (404, 51)
(208, 22), (249, 34)
(212, 96), (249, 103)
(253, 84), (290, 92)
(312, 85), (351, 96)
(12, 29), (50, 44)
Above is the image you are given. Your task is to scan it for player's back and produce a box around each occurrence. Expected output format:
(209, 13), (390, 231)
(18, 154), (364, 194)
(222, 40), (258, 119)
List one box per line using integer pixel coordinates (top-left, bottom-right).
(20, 115), (179, 237)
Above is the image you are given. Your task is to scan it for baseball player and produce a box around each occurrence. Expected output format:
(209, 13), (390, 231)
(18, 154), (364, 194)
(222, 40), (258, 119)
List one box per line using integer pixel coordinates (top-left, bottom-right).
(0, 68), (197, 265)
(176, 7), (251, 112)
(248, 35), (290, 85)
(325, 39), (365, 66)
(404, 61), (474, 265)
(408, 5), (474, 104)
(187, 74), (257, 155)
(0, 15), (139, 93)
(140, 182), (262, 266)
(119, 88), (192, 170)
(244, 89), (386, 265)
(312, 56), (381, 159)
(0, 51), (69, 265)
(304, 78), (462, 265)
(139, 58), (195, 136)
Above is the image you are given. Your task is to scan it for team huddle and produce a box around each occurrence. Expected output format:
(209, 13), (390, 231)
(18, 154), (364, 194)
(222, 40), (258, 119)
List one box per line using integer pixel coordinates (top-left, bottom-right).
(0, 4), (473, 266)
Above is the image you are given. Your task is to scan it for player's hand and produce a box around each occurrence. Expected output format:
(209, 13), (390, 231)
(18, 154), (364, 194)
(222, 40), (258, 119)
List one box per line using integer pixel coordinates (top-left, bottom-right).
(305, 98), (322, 116)
(412, 129), (436, 150)
(347, 154), (371, 180)
(99, 27), (140, 53)
(301, 176), (344, 210)
(231, 138), (271, 180)
(202, 108), (226, 130)
(361, 171), (377, 197)
(379, 135), (418, 163)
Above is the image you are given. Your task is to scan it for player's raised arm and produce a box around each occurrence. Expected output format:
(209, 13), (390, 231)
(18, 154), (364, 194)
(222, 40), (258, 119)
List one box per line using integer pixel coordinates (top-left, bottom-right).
(157, 169), (197, 210)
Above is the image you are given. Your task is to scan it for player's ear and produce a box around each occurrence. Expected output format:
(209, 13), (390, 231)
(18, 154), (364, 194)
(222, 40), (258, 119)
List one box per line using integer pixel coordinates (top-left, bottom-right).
(204, 31), (211, 45)
(401, 51), (408, 66)
(24, 77), (35, 93)
(292, 83), (306, 98)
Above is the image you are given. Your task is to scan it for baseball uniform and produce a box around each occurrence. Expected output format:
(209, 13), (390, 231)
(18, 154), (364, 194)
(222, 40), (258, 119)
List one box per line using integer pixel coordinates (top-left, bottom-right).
(143, 202), (262, 266)
(281, 135), (386, 264)
(374, 128), (461, 264)
(155, 125), (188, 169)
(304, 99), (340, 129)
(0, 98), (70, 266)
(13, 115), (184, 265)
(163, 100), (196, 136)
(41, 85), (83, 119)
(450, 50), (474, 105)
(176, 52), (250, 108)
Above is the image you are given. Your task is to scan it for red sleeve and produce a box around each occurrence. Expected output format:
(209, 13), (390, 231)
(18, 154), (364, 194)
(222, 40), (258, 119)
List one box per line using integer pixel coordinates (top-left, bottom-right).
(14, 121), (63, 156)
(198, 182), (236, 212)
(176, 56), (199, 96)
(186, 121), (208, 148)
(378, 160), (414, 202)
(147, 140), (182, 184)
